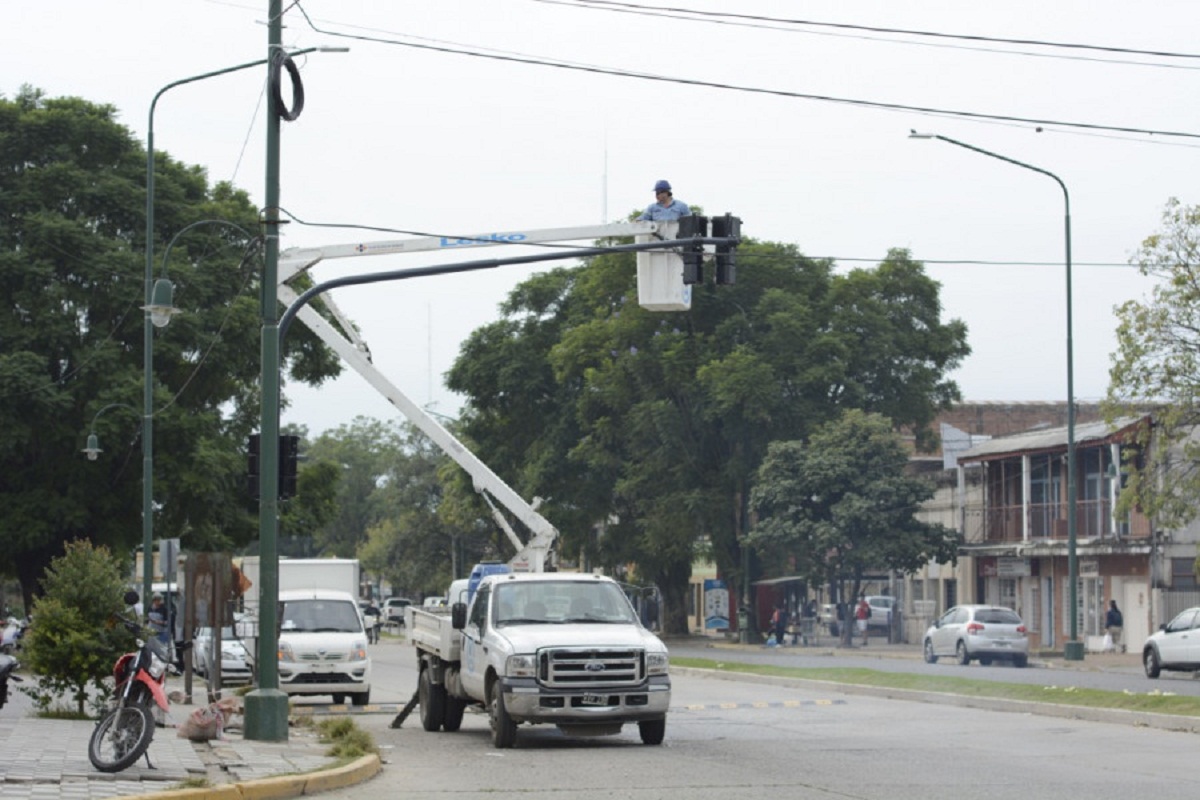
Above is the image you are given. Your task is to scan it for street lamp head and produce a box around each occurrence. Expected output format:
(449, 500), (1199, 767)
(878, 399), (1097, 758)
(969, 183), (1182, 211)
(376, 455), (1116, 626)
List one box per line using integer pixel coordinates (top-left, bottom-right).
(83, 433), (102, 461)
(143, 277), (179, 328)
(908, 130), (936, 139)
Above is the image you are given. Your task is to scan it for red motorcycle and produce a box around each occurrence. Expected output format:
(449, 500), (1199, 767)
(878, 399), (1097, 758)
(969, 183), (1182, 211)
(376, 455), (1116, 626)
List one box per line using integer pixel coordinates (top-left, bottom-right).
(88, 592), (180, 773)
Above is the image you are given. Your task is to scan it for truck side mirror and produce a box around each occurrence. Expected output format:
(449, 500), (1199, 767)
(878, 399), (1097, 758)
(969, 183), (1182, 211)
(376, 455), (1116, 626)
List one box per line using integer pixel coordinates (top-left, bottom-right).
(452, 602), (467, 630)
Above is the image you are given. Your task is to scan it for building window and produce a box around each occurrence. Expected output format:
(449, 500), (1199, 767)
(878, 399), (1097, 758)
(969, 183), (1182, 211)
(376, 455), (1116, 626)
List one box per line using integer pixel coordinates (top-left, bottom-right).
(1171, 558), (1198, 590)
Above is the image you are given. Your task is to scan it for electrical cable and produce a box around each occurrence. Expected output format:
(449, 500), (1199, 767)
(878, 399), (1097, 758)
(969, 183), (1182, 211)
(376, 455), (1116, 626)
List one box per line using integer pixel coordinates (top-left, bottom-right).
(270, 50), (304, 121)
(291, 4), (1200, 141)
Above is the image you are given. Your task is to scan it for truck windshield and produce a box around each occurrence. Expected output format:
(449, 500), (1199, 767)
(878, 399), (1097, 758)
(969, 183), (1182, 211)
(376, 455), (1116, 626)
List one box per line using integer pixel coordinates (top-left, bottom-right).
(493, 581), (638, 626)
(280, 599), (362, 633)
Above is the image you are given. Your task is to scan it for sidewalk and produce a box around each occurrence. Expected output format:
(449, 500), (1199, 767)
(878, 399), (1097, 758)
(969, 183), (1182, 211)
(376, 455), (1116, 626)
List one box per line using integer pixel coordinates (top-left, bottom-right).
(0, 711), (379, 800)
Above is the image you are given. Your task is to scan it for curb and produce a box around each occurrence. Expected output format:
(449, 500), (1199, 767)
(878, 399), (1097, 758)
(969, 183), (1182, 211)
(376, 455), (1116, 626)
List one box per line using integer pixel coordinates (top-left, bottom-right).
(111, 753), (381, 800)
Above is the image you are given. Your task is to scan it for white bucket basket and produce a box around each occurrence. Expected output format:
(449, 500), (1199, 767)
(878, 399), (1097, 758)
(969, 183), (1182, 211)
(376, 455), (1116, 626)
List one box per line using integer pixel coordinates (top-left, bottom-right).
(636, 221), (691, 311)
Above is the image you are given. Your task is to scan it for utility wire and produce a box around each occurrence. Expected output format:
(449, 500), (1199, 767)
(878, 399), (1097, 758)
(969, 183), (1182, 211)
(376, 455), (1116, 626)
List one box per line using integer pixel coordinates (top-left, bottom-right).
(547, 0), (1200, 62)
(291, 4), (1200, 141)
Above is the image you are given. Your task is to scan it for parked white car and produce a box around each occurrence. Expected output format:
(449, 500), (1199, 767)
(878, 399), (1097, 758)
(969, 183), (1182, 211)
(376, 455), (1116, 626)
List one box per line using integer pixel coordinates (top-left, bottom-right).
(192, 625), (253, 684)
(923, 604), (1029, 667)
(1143, 607), (1200, 678)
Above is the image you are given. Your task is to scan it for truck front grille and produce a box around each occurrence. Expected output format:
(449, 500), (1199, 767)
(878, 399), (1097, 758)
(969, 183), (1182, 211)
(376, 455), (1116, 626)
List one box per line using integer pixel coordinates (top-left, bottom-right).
(538, 648), (644, 688)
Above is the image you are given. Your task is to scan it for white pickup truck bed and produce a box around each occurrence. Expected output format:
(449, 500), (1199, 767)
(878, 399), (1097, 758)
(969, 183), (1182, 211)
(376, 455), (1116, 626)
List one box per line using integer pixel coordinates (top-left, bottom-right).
(406, 605), (460, 662)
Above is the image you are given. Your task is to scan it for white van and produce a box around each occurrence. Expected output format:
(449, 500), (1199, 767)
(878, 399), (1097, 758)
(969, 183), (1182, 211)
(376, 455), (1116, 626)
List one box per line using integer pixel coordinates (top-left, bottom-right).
(272, 589), (372, 705)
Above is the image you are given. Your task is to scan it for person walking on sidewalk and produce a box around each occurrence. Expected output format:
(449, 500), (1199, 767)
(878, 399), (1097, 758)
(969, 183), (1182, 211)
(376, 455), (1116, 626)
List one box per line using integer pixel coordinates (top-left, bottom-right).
(855, 595), (871, 646)
(1106, 599), (1124, 653)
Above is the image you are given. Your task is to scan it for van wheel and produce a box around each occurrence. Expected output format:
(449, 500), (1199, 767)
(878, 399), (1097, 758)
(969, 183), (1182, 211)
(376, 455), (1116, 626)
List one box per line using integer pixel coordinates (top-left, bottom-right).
(351, 690), (370, 706)
(489, 681), (517, 748)
(956, 641), (970, 665)
(332, 694), (346, 705)
(419, 668), (446, 732)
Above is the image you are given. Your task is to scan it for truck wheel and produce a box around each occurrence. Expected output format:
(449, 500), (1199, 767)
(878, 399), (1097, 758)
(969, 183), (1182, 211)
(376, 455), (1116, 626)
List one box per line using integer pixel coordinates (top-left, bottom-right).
(489, 681), (517, 748)
(638, 719), (666, 745)
(443, 695), (466, 732)
(351, 690), (371, 706)
(419, 668), (446, 732)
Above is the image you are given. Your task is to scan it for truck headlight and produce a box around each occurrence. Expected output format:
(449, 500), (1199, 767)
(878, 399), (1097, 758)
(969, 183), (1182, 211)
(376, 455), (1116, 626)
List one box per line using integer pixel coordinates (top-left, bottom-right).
(351, 642), (368, 661)
(277, 642), (295, 663)
(646, 652), (669, 675)
(506, 654), (537, 678)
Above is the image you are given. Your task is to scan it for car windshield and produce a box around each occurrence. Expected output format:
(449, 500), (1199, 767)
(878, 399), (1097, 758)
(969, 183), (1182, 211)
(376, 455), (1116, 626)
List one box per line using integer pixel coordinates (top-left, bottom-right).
(494, 581), (638, 626)
(280, 599), (362, 633)
(975, 608), (1022, 625)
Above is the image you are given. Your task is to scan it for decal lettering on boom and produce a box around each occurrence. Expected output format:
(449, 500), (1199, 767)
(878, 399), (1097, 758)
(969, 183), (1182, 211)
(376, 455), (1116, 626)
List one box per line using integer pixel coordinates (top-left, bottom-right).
(439, 233), (529, 247)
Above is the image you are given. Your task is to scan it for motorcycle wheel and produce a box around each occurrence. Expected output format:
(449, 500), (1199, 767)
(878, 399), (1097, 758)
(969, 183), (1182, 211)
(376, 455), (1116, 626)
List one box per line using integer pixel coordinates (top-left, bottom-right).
(88, 704), (155, 773)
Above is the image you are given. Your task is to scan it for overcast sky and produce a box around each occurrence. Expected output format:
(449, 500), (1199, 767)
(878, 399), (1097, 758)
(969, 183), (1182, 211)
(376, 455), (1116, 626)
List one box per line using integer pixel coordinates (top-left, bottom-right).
(4, 1), (1197, 435)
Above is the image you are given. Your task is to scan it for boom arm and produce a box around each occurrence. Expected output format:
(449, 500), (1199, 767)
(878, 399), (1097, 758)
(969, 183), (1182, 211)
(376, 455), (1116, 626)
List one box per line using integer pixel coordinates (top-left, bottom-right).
(278, 221), (667, 572)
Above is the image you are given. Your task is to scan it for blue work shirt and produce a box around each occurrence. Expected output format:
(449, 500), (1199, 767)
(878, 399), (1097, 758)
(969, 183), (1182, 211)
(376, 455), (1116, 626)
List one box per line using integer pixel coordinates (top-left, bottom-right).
(638, 198), (691, 221)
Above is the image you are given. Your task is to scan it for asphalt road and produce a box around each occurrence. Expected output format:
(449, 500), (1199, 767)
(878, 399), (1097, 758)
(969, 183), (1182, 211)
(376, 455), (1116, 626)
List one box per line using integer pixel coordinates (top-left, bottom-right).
(310, 637), (1200, 800)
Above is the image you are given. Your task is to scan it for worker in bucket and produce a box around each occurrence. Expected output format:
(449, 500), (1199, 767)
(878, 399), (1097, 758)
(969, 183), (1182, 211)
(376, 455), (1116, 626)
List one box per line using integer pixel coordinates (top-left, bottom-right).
(638, 179), (691, 221)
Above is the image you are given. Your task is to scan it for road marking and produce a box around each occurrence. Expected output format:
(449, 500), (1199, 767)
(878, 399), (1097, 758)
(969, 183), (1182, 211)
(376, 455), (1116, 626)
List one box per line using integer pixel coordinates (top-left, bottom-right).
(677, 699), (846, 712)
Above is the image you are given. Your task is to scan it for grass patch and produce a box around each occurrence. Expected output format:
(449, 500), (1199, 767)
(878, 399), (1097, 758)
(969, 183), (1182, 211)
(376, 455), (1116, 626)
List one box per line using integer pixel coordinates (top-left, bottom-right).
(173, 777), (212, 790)
(313, 716), (377, 760)
(673, 656), (1200, 718)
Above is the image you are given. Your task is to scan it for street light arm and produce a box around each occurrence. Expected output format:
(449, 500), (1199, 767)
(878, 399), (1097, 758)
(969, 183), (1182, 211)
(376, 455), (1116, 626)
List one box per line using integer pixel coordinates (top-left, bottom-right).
(83, 403), (140, 460)
(908, 131), (1070, 214)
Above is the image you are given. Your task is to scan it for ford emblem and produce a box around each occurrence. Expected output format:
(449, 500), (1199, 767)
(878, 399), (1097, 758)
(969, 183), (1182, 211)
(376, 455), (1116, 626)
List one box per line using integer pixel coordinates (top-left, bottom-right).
(585, 661), (606, 672)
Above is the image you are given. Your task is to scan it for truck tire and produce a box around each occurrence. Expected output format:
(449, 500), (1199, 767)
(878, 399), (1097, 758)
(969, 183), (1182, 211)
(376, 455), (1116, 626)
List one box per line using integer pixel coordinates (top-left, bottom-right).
(351, 690), (371, 706)
(638, 719), (666, 745)
(489, 680), (517, 748)
(443, 695), (466, 732)
(419, 668), (446, 732)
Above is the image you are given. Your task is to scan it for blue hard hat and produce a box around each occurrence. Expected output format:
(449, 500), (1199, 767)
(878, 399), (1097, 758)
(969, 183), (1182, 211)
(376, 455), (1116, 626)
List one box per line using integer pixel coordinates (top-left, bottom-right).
(654, 179), (672, 192)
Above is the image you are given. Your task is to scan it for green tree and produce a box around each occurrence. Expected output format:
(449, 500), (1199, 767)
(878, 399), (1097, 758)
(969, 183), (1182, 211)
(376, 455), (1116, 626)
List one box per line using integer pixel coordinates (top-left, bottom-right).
(448, 239), (968, 633)
(0, 88), (341, 607)
(21, 540), (135, 715)
(748, 410), (959, 643)
(1106, 198), (1200, 535)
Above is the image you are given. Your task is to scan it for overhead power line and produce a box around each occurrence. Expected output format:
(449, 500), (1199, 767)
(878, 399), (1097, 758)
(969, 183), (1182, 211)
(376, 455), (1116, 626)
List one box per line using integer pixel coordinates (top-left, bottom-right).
(546, 0), (1200, 62)
(291, 4), (1200, 141)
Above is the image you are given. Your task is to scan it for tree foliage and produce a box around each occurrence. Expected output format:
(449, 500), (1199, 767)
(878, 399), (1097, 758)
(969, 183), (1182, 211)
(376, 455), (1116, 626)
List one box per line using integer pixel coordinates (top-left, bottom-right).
(748, 409), (960, 632)
(1105, 198), (1200, 529)
(0, 88), (341, 606)
(447, 236), (968, 633)
(20, 540), (135, 715)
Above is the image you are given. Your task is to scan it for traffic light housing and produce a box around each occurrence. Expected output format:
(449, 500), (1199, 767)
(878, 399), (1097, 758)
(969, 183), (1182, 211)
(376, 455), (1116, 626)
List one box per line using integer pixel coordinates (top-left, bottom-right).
(280, 434), (300, 500)
(711, 213), (741, 285)
(247, 433), (300, 499)
(247, 433), (260, 498)
(676, 215), (708, 285)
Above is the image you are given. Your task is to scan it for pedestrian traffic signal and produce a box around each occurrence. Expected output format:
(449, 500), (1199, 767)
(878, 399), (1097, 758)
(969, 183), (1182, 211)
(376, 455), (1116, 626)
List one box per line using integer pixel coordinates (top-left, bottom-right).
(676, 215), (708, 285)
(711, 213), (741, 285)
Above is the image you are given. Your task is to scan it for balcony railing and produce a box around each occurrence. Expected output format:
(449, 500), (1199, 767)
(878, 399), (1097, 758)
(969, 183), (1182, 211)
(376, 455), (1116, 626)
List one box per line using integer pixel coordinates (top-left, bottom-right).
(980, 500), (1135, 543)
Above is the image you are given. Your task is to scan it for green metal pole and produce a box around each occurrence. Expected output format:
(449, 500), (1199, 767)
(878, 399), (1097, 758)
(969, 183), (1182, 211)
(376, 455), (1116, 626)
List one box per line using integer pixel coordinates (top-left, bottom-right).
(244, 0), (289, 741)
(910, 132), (1082, 660)
(144, 55), (284, 618)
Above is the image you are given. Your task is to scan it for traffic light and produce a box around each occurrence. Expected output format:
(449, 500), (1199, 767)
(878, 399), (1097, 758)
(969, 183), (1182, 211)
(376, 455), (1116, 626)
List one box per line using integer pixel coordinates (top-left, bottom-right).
(247, 434), (260, 498)
(280, 434), (300, 500)
(711, 213), (741, 285)
(247, 433), (300, 499)
(675, 215), (708, 285)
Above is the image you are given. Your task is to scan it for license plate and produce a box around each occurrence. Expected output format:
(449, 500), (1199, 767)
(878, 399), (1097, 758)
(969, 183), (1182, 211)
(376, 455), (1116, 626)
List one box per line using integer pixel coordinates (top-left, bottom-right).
(581, 694), (607, 706)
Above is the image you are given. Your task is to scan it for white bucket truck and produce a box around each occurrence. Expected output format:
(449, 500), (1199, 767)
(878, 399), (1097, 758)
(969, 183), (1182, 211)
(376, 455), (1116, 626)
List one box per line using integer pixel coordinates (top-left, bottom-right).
(407, 571), (670, 747)
(276, 222), (694, 742)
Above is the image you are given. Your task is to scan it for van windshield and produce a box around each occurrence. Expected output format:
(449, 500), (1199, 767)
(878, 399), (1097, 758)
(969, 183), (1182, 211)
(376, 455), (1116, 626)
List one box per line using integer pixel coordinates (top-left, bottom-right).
(280, 599), (362, 633)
